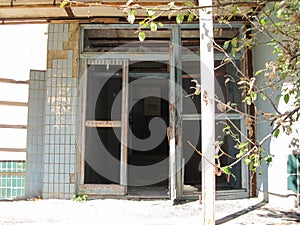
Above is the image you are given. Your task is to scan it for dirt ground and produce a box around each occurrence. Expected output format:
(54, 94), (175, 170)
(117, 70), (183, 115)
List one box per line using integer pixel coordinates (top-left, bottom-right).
(0, 197), (299, 225)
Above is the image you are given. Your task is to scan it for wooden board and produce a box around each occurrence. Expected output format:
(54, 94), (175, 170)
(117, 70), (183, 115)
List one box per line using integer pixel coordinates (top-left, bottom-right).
(79, 184), (126, 196)
(85, 120), (121, 127)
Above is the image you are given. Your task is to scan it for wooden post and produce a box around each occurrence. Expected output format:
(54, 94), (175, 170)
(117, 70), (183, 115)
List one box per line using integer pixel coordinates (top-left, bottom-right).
(199, 0), (216, 224)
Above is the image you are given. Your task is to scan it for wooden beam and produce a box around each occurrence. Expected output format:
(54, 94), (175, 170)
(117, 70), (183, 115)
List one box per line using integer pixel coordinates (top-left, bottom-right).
(200, 0), (216, 224)
(0, 148), (26, 152)
(0, 78), (29, 84)
(0, 124), (27, 129)
(64, 4), (75, 17)
(0, 101), (28, 107)
(85, 120), (121, 127)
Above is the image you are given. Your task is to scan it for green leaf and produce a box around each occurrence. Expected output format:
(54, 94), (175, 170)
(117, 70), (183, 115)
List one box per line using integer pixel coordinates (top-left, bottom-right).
(147, 9), (156, 17)
(231, 37), (238, 48)
(127, 10), (136, 24)
(60, 1), (68, 8)
(260, 18), (268, 26)
(284, 93), (290, 104)
(274, 128), (280, 138)
(150, 22), (157, 32)
(244, 96), (252, 105)
(223, 40), (230, 50)
(222, 125), (231, 135)
(264, 155), (273, 165)
(251, 92), (257, 101)
(260, 92), (267, 101)
(138, 31), (146, 42)
(236, 150), (244, 158)
(221, 166), (231, 175)
(187, 12), (195, 22)
(158, 22), (164, 28)
(176, 14), (184, 24)
(141, 22), (149, 29)
(244, 158), (251, 165)
(232, 4), (238, 14)
(239, 142), (249, 149)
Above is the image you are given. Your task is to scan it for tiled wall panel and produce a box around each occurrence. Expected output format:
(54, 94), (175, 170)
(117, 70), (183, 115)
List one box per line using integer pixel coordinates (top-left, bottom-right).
(26, 70), (46, 198)
(42, 23), (79, 199)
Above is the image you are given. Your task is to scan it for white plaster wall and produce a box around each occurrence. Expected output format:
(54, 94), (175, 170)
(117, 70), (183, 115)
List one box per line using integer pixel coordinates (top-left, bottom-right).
(0, 24), (48, 160)
(253, 20), (299, 208)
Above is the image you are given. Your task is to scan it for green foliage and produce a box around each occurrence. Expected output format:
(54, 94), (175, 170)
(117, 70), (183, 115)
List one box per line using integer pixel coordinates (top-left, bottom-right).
(73, 193), (88, 202)
(274, 128), (280, 138)
(138, 31), (146, 42)
(60, 0), (68, 8)
(176, 14), (185, 24)
(127, 10), (136, 24)
(221, 166), (231, 175)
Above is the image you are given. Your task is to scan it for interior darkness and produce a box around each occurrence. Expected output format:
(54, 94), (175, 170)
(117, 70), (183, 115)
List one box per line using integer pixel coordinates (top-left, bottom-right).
(85, 74), (122, 184)
(182, 75), (242, 190)
(84, 62), (170, 192)
(128, 96), (169, 166)
(127, 62), (169, 192)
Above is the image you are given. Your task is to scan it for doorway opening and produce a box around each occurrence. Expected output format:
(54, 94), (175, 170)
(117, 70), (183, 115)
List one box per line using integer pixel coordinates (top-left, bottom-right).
(84, 64), (123, 185)
(127, 61), (170, 197)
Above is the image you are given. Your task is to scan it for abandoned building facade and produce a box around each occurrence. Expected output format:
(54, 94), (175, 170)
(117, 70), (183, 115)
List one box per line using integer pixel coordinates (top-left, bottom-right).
(24, 21), (249, 200)
(0, 1), (299, 206)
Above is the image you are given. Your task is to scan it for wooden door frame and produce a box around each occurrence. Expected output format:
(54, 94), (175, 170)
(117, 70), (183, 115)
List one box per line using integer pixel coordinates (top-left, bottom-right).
(79, 58), (129, 196)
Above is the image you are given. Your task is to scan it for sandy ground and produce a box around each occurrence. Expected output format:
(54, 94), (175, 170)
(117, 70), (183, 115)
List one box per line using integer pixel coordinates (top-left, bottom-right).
(0, 198), (299, 225)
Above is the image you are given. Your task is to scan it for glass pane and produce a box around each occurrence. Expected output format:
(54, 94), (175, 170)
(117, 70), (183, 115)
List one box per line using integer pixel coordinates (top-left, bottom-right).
(84, 127), (121, 184)
(215, 60), (244, 113)
(86, 65), (122, 121)
(182, 119), (242, 191)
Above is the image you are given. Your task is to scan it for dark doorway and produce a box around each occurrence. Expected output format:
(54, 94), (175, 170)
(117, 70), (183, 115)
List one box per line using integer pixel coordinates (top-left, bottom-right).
(127, 62), (170, 197)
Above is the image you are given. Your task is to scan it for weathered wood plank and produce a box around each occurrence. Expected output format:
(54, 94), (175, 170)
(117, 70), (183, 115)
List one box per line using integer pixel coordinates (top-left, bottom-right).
(0, 101), (28, 107)
(0, 148), (26, 152)
(0, 78), (29, 84)
(79, 184), (126, 196)
(0, 124), (27, 129)
(120, 59), (128, 191)
(85, 120), (121, 127)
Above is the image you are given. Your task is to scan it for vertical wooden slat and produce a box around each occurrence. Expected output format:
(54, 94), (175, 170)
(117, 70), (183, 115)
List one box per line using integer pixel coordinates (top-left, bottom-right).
(80, 59), (88, 185)
(169, 43), (177, 203)
(120, 59), (128, 193)
(172, 25), (183, 201)
(199, 0), (216, 224)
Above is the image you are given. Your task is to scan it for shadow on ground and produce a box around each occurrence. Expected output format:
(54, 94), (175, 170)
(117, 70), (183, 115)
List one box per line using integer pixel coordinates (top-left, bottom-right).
(216, 200), (300, 225)
(258, 207), (300, 224)
(216, 201), (266, 224)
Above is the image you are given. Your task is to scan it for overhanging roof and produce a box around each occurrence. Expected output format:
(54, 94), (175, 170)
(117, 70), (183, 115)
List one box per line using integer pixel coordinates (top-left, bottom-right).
(0, 0), (259, 23)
